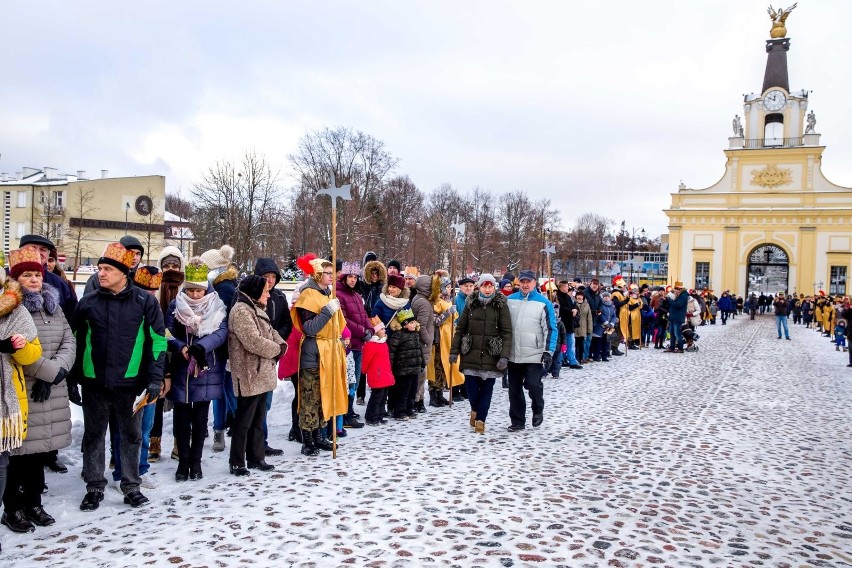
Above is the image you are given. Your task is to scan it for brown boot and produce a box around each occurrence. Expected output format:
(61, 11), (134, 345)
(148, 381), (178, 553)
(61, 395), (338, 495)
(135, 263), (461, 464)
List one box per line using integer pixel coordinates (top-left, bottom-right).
(148, 437), (161, 462)
(469, 411), (477, 427)
(474, 420), (485, 435)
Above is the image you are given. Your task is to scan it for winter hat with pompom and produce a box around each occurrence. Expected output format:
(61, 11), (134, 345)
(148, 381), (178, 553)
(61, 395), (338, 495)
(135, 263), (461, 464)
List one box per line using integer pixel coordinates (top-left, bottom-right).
(200, 245), (235, 271)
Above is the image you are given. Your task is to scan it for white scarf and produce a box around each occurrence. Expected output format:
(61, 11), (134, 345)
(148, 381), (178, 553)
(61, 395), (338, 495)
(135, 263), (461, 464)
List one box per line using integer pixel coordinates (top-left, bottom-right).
(174, 291), (227, 337)
(379, 293), (409, 310)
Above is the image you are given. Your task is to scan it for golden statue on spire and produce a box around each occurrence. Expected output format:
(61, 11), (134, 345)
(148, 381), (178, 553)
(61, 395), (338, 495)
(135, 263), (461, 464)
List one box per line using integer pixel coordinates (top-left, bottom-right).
(768, 3), (797, 38)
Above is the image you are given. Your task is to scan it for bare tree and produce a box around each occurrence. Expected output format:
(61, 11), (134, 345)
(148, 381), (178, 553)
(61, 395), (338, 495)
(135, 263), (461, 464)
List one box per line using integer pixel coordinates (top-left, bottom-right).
(460, 187), (497, 273)
(423, 183), (461, 272)
(497, 190), (532, 273)
(139, 187), (165, 266)
(66, 187), (98, 280)
(36, 189), (65, 244)
(567, 212), (613, 279)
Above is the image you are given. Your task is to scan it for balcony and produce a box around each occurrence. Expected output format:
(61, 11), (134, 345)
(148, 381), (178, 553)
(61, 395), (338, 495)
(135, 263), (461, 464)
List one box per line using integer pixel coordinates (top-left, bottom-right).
(744, 137), (802, 149)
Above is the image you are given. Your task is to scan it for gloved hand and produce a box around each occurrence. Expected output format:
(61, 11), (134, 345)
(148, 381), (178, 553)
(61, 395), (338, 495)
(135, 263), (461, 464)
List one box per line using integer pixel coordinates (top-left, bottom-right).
(447, 305), (457, 315)
(67, 378), (82, 406)
(277, 344), (288, 359)
(541, 351), (553, 369)
(325, 298), (341, 314)
(448, 353), (458, 364)
(145, 381), (163, 402)
(31, 381), (52, 403)
(53, 367), (69, 385)
(496, 357), (508, 371)
(0, 337), (17, 353)
(629, 303), (640, 310)
(187, 344), (208, 370)
(561, 343), (568, 353)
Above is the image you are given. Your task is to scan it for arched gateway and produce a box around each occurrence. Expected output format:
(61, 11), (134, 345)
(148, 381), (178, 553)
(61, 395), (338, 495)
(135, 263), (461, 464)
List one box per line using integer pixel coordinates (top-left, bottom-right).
(746, 244), (789, 296)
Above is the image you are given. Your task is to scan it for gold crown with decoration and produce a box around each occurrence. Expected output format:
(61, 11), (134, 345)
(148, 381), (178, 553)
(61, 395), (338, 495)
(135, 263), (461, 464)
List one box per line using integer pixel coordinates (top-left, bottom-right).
(99, 242), (136, 274)
(184, 258), (209, 289)
(133, 266), (163, 290)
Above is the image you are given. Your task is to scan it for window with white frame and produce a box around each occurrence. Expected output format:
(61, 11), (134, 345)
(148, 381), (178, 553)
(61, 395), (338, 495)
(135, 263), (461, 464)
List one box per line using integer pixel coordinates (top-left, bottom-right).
(695, 262), (710, 290)
(16, 222), (27, 238)
(830, 266), (847, 296)
(17, 191), (27, 208)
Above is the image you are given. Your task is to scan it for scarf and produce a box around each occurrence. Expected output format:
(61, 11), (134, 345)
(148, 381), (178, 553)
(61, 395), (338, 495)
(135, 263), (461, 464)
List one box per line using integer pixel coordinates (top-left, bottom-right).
(478, 291), (496, 305)
(0, 279), (38, 452)
(159, 270), (185, 315)
(173, 291), (227, 338)
(21, 283), (61, 316)
(379, 292), (409, 310)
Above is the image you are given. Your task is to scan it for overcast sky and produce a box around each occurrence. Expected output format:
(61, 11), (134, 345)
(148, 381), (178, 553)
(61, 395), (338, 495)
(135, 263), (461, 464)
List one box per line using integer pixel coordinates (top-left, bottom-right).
(2, 1), (850, 237)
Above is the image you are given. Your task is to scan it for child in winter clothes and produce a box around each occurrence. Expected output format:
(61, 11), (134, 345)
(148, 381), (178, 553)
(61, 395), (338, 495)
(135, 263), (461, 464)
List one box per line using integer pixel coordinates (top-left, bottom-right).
(361, 334), (394, 425)
(835, 319), (847, 351)
(592, 292), (618, 362)
(386, 309), (423, 420)
(548, 309), (567, 378)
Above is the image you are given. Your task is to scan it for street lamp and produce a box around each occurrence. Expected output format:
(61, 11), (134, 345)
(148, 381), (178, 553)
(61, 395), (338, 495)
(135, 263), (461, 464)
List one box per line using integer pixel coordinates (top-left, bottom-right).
(621, 221), (646, 284)
(124, 202), (131, 235)
(413, 222), (421, 266)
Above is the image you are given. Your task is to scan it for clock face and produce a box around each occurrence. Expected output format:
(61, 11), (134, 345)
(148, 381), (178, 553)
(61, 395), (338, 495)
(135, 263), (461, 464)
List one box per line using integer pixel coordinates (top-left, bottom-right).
(764, 90), (787, 112)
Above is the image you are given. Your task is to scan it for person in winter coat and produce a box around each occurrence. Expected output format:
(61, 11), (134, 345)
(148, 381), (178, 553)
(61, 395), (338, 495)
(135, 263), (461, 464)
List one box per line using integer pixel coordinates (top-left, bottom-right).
(387, 309), (423, 420)
(773, 292), (791, 340)
(81, 235), (144, 298)
(592, 291), (618, 362)
(623, 286), (643, 349)
(505, 271), (557, 431)
(666, 282), (689, 352)
(253, 257), (294, 456)
(410, 275), (438, 413)
(574, 289), (593, 363)
(450, 274), (512, 434)
(0, 263), (44, 534)
(653, 291), (670, 349)
(427, 277), (464, 407)
(227, 275), (286, 476)
(554, 281), (582, 370)
(361, 335), (393, 425)
(166, 259), (228, 481)
(717, 291), (734, 325)
(199, 245), (239, 453)
(371, 274), (411, 417)
(336, 262), (373, 429)
(455, 278), (475, 318)
(19, 235), (77, 321)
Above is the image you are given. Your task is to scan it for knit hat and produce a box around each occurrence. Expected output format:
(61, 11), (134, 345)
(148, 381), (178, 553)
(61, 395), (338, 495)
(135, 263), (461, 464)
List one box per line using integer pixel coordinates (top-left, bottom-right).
(476, 273), (497, 288)
(387, 274), (406, 290)
(98, 242), (136, 275)
(133, 266), (163, 291)
(341, 261), (361, 276)
(158, 245), (185, 271)
(387, 259), (402, 273)
(396, 308), (416, 325)
(239, 274), (267, 302)
(499, 278), (513, 289)
(200, 245), (235, 271)
(8, 248), (44, 279)
(184, 258), (210, 291)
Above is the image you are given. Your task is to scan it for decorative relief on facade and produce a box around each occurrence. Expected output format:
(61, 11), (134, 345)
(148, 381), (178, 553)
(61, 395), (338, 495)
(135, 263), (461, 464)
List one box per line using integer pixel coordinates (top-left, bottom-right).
(750, 164), (793, 188)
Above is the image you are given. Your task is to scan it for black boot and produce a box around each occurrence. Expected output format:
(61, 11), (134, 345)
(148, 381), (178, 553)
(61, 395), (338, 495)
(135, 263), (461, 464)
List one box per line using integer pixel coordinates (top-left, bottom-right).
(347, 395), (361, 420)
(414, 400), (427, 414)
(611, 345), (624, 356)
(343, 411), (364, 429)
(189, 462), (203, 481)
(313, 429), (334, 452)
(175, 463), (189, 482)
(428, 389), (442, 407)
(1, 510), (35, 533)
(288, 426), (303, 443)
(23, 505), (55, 527)
(628, 340), (639, 350)
(301, 429), (319, 456)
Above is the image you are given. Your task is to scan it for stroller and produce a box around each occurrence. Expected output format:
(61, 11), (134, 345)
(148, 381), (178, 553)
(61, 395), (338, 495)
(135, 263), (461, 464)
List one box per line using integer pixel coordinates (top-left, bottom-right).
(681, 322), (700, 352)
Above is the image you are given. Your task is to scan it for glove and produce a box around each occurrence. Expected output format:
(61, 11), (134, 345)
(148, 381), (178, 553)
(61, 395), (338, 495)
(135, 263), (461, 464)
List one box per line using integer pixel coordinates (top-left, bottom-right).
(448, 353), (458, 364)
(447, 305), (457, 316)
(32, 381), (52, 403)
(0, 337), (17, 353)
(629, 303), (640, 311)
(187, 344), (208, 370)
(541, 351), (553, 369)
(561, 344), (568, 354)
(53, 367), (69, 385)
(278, 344), (288, 359)
(67, 378), (82, 406)
(325, 298), (341, 314)
(496, 357), (508, 371)
(145, 381), (163, 402)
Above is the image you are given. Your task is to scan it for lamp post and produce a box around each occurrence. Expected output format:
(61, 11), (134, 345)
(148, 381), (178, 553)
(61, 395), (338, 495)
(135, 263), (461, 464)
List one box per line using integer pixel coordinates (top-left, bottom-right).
(413, 222), (421, 266)
(621, 221), (645, 285)
(124, 202), (131, 235)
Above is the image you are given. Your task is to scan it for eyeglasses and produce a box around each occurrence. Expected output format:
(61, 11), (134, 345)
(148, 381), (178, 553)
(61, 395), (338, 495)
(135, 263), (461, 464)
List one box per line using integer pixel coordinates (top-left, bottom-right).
(322, 272), (334, 276)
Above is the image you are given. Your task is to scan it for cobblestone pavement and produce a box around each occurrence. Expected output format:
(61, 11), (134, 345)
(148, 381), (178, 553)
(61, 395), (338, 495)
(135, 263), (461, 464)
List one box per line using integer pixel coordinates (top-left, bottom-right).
(4, 315), (851, 567)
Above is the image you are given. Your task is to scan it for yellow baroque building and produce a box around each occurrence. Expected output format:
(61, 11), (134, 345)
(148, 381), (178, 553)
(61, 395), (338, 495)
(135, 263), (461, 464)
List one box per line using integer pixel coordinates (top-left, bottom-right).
(665, 28), (851, 298)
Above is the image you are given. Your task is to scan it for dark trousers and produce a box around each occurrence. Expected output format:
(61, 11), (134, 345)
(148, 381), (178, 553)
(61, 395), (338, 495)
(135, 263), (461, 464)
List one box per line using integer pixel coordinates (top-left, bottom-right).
(356, 373), (367, 399)
(465, 376), (496, 422)
(590, 336), (609, 360)
(150, 398), (165, 438)
(82, 383), (142, 494)
(3, 453), (45, 511)
(229, 393), (267, 467)
(507, 363), (544, 427)
(365, 387), (388, 422)
(721, 310), (729, 324)
(390, 373), (417, 417)
(0, 452), (7, 512)
(290, 375), (299, 431)
(173, 400), (210, 468)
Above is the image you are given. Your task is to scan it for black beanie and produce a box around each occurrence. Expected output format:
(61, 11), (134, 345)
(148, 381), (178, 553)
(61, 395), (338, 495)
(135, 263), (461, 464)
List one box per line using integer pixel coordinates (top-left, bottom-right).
(239, 274), (267, 302)
(387, 259), (402, 272)
(120, 235), (145, 255)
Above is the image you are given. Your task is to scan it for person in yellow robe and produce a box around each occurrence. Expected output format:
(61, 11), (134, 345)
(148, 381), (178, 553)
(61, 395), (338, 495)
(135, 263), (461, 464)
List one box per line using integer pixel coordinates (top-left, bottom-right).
(622, 286), (643, 349)
(426, 276), (464, 407)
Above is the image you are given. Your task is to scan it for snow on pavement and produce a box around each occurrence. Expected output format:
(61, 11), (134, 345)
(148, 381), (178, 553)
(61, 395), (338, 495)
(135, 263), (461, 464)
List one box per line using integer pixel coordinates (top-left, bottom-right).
(3, 314), (851, 567)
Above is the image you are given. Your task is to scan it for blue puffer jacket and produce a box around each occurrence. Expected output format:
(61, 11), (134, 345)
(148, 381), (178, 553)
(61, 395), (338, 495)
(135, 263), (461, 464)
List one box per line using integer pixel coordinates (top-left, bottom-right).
(667, 290), (689, 323)
(165, 298), (228, 404)
(506, 288), (558, 363)
(594, 300), (618, 337)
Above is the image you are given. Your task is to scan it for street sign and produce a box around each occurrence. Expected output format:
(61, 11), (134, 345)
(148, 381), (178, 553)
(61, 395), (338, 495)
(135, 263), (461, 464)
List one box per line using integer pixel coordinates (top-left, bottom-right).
(57, 254), (66, 263)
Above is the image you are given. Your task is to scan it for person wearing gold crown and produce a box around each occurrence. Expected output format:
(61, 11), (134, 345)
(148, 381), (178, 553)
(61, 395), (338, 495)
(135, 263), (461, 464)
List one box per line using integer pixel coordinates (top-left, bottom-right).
(609, 275), (628, 356)
(291, 254), (348, 457)
(70, 242), (167, 512)
(426, 274), (464, 407)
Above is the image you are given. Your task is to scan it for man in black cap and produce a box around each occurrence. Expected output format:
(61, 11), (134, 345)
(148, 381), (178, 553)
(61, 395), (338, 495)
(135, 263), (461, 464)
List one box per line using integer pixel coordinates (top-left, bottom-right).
(83, 235), (144, 296)
(19, 234), (78, 320)
(386, 259), (402, 277)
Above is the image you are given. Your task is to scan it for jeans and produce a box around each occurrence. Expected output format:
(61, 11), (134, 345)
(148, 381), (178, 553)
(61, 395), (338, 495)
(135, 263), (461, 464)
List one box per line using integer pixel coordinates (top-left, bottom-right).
(548, 349), (563, 376)
(564, 332), (579, 365)
(776, 315), (790, 338)
(583, 335), (592, 360)
(465, 376), (496, 422)
(507, 362), (544, 427)
(82, 383), (143, 494)
(212, 371), (237, 431)
(668, 319), (685, 350)
(173, 400), (210, 467)
(230, 393), (268, 467)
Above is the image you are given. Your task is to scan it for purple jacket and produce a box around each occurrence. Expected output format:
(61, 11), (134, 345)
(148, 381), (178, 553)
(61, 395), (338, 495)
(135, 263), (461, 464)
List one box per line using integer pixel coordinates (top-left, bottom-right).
(337, 275), (373, 351)
(165, 299), (228, 404)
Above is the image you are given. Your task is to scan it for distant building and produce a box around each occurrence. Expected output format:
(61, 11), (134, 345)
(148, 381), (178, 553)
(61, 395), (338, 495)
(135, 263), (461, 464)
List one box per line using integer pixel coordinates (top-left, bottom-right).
(1, 168), (166, 271)
(665, 17), (851, 297)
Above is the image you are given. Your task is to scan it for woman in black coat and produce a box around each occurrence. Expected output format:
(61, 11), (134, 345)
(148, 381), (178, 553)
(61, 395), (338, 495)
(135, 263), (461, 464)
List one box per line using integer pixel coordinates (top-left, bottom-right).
(449, 274), (513, 435)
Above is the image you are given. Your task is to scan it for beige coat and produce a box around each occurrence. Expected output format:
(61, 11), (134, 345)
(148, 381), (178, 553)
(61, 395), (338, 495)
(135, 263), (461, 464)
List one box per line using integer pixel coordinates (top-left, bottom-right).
(227, 294), (286, 398)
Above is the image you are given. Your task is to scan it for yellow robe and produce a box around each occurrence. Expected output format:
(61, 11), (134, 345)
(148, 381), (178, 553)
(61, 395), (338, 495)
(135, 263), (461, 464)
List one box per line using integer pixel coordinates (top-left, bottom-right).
(291, 288), (348, 421)
(427, 299), (464, 388)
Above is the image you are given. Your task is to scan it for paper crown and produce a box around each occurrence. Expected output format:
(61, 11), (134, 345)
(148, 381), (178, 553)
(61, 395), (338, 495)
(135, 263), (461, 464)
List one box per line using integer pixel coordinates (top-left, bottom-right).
(341, 261), (361, 276)
(99, 242), (136, 274)
(612, 275), (626, 288)
(403, 266), (420, 278)
(396, 308), (415, 324)
(184, 258), (209, 289)
(309, 258), (331, 275)
(133, 266), (163, 290)
(8, 247), (44, 278)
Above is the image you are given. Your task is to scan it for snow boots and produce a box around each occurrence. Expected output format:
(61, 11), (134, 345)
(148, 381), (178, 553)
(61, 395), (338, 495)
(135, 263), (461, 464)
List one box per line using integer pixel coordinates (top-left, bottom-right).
(148, 437), (161, 462)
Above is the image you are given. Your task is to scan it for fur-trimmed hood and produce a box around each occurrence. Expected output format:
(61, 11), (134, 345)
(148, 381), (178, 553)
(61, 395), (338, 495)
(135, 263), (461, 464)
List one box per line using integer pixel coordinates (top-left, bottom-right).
(213, 265), (239, 286)
(389, 318), (420, 332)
(364, 260), (387, 284)
(21, 283), (61, 316)
(0, 278), (24, 318)
(466, 290), (507, 310)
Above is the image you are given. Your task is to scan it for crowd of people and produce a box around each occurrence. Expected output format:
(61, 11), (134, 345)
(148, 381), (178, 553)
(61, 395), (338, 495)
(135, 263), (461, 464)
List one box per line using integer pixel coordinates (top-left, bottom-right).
(1, 234), (850, 549)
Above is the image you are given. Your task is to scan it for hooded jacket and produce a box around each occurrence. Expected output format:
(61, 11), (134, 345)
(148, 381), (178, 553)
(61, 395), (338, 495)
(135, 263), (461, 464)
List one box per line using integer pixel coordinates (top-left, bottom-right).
(361, 260), (387, 317)
(254, 258), (293, 342)
(227, 292), (285, 397)
(411, 275), (438, 364)
(338, 274), (373, 351)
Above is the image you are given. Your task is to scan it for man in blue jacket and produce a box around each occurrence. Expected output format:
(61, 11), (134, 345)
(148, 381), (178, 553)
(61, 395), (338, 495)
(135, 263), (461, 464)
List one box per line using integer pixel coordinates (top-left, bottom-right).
(665, 281), (689, 353)
(506, 270), (557, 431)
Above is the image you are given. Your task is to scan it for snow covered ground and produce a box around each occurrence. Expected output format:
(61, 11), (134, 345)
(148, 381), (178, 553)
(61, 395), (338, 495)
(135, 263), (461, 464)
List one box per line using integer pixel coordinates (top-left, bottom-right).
(3, 314), (851, 567)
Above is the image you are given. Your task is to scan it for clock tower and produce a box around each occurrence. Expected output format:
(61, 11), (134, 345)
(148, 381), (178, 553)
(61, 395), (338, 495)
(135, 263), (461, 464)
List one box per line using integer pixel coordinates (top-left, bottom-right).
(664, 10), (852, 299)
